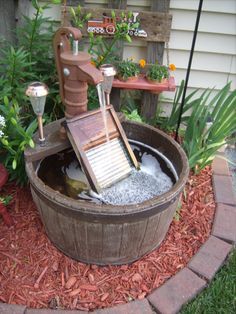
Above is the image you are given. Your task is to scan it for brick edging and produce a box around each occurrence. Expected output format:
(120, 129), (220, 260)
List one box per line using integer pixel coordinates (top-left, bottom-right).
(146, 154), (236, 314)
(1, 155), (236, 314)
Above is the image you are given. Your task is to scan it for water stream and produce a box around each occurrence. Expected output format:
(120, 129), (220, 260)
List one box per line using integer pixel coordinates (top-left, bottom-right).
(96, 83), (110, 144)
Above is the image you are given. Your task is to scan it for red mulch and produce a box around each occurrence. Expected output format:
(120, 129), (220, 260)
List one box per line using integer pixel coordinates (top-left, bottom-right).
(0, 166), (215, 311)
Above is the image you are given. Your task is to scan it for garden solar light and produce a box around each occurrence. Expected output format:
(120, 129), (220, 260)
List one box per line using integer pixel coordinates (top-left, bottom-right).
(99, 64), (116, 105)
(26, 82), (49, 147)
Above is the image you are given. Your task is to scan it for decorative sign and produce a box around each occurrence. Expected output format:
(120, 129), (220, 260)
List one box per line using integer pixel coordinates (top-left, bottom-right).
(87, 12), (147, 38)
(63, 7), (172, 42)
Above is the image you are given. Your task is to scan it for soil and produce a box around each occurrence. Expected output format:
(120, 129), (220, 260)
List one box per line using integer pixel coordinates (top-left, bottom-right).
(0, 166), (215, 311)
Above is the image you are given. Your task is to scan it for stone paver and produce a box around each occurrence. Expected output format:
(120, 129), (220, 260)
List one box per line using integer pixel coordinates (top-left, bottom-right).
(212, 156), (230, 176)
(188, 235), (232, 280)
(212, 203), (236, 243)
(212, 174), (236, 205)
(26, 309), (87, 314)
(147, 268), (206, 314)
(93, 299), (154, 314)
(0, 303), (26, 314)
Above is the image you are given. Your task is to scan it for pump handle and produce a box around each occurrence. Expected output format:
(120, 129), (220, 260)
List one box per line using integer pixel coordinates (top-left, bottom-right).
(53, 27), (82, 106)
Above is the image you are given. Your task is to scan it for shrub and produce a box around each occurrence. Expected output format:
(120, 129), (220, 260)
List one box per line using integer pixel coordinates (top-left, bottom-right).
(0, 97), (37, 185)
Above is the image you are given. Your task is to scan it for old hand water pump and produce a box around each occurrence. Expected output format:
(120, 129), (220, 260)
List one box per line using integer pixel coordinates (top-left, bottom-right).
(54, 27), (103, 119)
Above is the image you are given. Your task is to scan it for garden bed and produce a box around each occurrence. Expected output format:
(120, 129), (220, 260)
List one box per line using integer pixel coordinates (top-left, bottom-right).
(0, 166), (215, 311)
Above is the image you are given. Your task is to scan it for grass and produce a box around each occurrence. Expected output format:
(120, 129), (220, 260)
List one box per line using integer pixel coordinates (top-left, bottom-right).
(181, 249), (236, 314)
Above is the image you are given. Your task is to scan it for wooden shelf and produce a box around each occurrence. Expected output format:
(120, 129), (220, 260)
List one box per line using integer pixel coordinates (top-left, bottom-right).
(112, 75), (176, 93)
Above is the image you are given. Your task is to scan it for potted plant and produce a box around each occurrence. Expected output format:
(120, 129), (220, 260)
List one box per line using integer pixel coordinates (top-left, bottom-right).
(146, 63), (169, 84)
(116, 58), (141, 81)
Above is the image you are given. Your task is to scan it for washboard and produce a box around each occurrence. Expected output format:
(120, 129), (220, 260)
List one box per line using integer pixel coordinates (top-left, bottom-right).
(65, 106), (138, 193)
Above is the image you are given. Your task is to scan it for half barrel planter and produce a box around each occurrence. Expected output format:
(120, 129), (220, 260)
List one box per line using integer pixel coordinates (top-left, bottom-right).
(25, 119), (189, 265)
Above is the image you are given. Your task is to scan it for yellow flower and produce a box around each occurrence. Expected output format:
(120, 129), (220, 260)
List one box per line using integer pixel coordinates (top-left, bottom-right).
(139, 59), (146, 68)
(130, 56), (135, 62)
(90, 60), (96, 67)
(169, 63), (176, 71)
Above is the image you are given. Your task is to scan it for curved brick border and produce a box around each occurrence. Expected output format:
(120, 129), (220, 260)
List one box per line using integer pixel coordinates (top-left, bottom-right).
(1, 154), (236, 314)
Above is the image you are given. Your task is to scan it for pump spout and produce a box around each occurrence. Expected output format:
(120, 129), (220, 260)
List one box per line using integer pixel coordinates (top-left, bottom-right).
(77, 63), (103, 85)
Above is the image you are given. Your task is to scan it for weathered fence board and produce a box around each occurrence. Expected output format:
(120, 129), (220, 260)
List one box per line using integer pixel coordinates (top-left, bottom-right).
(62, 7), (172, 42)
(0, 0), (16, 45)
(141, 0), (170, 120)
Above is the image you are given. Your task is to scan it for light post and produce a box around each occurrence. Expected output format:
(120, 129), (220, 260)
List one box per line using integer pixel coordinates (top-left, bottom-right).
(99, 64), (116, 105)
(26, 82), (48, 147)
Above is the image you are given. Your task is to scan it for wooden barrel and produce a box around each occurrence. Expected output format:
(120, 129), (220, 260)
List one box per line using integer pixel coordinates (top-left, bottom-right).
(25, 120), (189, 265)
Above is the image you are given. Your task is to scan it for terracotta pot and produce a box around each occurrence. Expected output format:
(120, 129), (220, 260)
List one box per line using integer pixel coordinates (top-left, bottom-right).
(145, 77), (169, 94)
(117, 75), (139, 82)
(145, 77), (168, 84)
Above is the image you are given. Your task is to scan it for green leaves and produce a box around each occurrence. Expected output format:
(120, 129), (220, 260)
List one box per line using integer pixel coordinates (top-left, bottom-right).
(0, 46), (35, 103)
(182, 82), (236, 173)
(10, 117), (17, 126)
(117, 59), (140, 80)
(51, 0), (62, 4)
(86, 9), (135, 67)
(12, 159), (17, 170)
(0, 97), (37, 185)
(123, 109), (143, 123)
(146, 64), (169, 82)
(157, 81), (236, 173)
(70, 5), (92, 29)
(28, 139), (35, 148)
(0, 195), (12, 206)
(125, 34), (132, 43)
(0, 2), (63, 185)
(159, 80), (200, 131)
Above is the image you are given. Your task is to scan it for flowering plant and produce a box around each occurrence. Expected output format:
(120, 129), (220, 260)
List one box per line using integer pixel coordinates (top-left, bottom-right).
(139, 59), (146, 68)
(146, 63), (169, 82)
(0, 115), (5, 139)
(116, 58), (141, 81)
(143, 61), (176, 82)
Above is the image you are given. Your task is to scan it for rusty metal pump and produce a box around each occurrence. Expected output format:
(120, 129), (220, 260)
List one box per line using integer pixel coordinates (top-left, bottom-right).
(53, 27), (103, 119)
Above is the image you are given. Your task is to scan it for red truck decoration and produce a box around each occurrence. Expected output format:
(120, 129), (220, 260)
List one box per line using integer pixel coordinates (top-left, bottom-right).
(87, 12), (147, 38)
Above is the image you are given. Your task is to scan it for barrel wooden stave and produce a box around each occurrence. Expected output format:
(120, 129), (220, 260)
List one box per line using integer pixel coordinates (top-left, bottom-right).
(31, 186), (179, 265)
